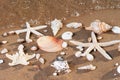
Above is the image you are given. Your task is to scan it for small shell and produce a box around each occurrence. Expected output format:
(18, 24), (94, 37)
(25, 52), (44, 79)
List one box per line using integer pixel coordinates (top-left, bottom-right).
(85, 20), (112, 34)
(17, 39), (25, 43)
(35, 53), (41, 60)
(115, 63), (119, 66)
(76, 45), (83, 51)
(37, 36), (63, 52)
(2, 32), (8, 37)
(86, 54), (94, 61)
(112, 26), (120, 34)
(39, 57), (45, 64)
(0, 59), (3, 64)
(8, 31), (15, 35)
(62, 41), (68, 48)
(117, 65), (120, 73)
(53, 72), (58, 76)
(1, 48), (8, 54)
(51, 19), (63, 36)
(75, 51), (84, 57)
(61, 31), (73, 40)
(31, 46), (38, 51)
(1, 41), (8, 44)
(66, 22), (82, 28)
(97, 36), (103, 40)
(77, 64), (96, 70)
(60, 52), (66, 56)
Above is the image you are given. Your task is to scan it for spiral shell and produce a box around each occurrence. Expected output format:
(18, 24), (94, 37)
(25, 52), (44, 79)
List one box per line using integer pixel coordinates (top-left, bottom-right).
(37, 36), (63, 52)
(85, 20), (112, 34)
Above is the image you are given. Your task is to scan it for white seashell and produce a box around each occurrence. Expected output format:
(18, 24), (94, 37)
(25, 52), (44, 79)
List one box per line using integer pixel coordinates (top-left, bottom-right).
(62, 41), (68, 48)
(97, 36), (102, 40)
(77, 64), (96, 70)
(88, 37), (92, 42)
(76, 45), (83, 51)
(53, 72), (58, 76)
(1, 41), (8, 44)
(85, 20), (112, 34)
(35, 53), (41, 60)
(1, 48), (8, 54)
(39, 57), (45, 64)
(0, 59), (3, 64)
(2, 32), (8, 37)
(43, 29), (48, 32)
(86, 54), (94, 61)
(51, 19), (63, 36)
(31, 46), (38, 51)
(17, 39), (25, 43)
(115, 63), (119, 66)
(8, 31), (15, 35)
(66, 22), (82, 28)
(112, 26), (120, 34)
(61, 31), (73, 40)
(75, 51), (84, 58)
(60, 52), (66, 56)
(117, 65), (120, 73)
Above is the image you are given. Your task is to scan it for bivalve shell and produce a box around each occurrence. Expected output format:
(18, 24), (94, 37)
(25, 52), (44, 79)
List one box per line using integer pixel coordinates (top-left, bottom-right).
(112, 26), (120, 34)
(61, 31), (73, 40)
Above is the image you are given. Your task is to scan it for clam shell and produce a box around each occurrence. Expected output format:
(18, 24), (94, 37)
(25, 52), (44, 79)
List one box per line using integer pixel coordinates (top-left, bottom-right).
(86, 54), (94, 61)
(37, 36), (63, 52)
(85, 20), (112, 34)
(61, 31), (73, 40)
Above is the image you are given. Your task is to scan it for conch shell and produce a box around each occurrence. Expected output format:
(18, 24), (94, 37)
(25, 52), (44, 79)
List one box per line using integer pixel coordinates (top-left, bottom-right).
(85, 20), (112, 34)
(37, 36), (63, 52)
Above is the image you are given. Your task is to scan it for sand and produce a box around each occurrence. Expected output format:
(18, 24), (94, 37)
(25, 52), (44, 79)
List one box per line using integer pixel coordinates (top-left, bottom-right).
(0, 0), (120, 80)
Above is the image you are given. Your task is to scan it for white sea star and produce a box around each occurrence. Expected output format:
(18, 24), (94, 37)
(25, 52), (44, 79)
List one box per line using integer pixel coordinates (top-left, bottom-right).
(15, 22), (47, 43)
(6, 44), (35, 66)
(70, 32), (120, 60)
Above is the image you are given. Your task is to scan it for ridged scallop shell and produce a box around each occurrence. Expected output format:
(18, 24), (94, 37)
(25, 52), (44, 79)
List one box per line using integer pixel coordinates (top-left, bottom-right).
(37, 36), (63, 52)
(85, 20), (112, 34)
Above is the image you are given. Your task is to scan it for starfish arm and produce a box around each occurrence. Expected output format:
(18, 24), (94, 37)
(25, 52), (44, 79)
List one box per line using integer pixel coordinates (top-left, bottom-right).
(31, 30), (44, 36)
(99, 40), (120, 47)
(91, 32), (97, 43)
(25, 53), (35, 60)
(25, 29), (31, 41)
(70, 40), (91, 47)
(6, 54), (14, 60)
(32, 25), (47, 30)
(96, 45), (112, 60)
(15, 29), (27, 34)
(83, 45), (94, 55)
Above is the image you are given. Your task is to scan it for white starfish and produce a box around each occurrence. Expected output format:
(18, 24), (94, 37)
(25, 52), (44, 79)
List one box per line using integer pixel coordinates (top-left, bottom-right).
(6, 44), (35, 66)
(15, 22), (47, 43)
(70, 32), (120, 60)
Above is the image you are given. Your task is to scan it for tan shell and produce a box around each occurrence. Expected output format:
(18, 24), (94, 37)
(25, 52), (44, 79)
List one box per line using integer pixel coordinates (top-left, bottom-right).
(37, 36), (63, 52)
(85, 20), (112, 34)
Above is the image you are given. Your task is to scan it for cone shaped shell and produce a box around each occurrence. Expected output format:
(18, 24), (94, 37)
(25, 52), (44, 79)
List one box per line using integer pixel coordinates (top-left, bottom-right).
(85, 20), (112, 34)
(37, 36), (63, 52)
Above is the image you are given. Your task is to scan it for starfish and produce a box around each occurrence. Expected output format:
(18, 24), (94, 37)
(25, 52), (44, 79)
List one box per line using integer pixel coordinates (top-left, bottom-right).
(15, 22), (47, 43)
(70, 32), (120, 60)
(6, 44), (35, 66)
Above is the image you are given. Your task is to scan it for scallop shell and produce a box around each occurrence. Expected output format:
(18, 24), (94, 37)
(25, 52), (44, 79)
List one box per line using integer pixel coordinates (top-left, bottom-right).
(37, 36), (63, 52)
(51, 19), (63, 36)
(112, 26), (120, 34)
(85, 20), (112, 34)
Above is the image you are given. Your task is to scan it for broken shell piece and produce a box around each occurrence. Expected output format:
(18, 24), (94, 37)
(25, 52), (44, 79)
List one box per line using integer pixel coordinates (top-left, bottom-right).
(61, 31), (73, 40)
(117, 65), (120, 73)
(62, 41), (68, 48)
(35, 53), (41, 60)
(31, 46), (38, 51)
(53, 72), (58, 76)
(76, 45), (83, 51)
(51, 19), (63, 36)
(1, 41), (8, 44)
(88, 37), (92, 42)
(85, 20), (112, 34)
(60, 52), (66, 56)
(8, 31), (15, 35)
(86, 54), (94, 61)
(37, 36), (63, 52)
(77, 64), (96, 70)
(0, 59), (3, 64)
(39, 57), (45, 64)
(17, 39), (25, 43)
(112, 26), (120, 34)
(66, 22), (82, 28)
(75, 51), (84, 58)
(1, 48), (8, 54)
(2, 32), (8, 37)
(97, 36), (103, 40)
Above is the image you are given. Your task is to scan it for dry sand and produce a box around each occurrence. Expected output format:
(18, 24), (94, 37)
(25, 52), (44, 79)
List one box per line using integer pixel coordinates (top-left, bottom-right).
(0, 0), (120, 80)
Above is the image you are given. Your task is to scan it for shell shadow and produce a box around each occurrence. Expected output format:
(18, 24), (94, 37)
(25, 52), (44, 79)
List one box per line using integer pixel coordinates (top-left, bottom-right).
(101, 68), (120, 80)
